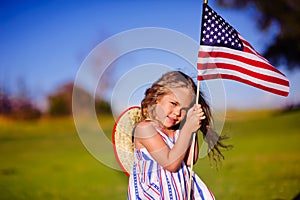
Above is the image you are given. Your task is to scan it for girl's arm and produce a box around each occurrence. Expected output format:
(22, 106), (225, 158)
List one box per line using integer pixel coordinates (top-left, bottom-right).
(134, 104), (204, 172)
(185, 134), (199, 166)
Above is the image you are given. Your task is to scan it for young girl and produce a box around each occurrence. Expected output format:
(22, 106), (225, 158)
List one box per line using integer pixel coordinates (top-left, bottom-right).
(128, 71), (227, 200)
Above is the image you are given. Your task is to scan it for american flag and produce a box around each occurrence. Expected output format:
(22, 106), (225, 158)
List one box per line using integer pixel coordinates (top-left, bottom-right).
(197, 4), (289, 97)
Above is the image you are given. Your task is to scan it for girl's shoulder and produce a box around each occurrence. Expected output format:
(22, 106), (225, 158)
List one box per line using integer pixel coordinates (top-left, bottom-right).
(134, 120), (161, 150)
(135, 120), (159, 137)
(136, 120), (155, 130)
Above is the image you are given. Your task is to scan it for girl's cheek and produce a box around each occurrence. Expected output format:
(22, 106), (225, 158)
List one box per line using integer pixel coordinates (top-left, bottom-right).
(155, 104), (165, 117)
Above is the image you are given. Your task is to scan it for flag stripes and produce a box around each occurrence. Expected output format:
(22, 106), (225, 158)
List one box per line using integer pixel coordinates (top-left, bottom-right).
(197, 4), (289, 96)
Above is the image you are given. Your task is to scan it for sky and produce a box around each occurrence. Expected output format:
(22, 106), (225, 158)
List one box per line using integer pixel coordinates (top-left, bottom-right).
(1, 0), (299, 112)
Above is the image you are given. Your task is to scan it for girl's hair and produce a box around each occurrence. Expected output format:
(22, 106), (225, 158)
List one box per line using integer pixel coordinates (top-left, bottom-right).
(140, 71), (231, 162)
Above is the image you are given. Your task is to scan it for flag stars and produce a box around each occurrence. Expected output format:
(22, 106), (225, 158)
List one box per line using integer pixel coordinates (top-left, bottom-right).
(200, 4), (243, 50)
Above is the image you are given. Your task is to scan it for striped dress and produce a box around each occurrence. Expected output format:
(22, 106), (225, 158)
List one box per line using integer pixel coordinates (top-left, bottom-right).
(128, 129), (215, 200)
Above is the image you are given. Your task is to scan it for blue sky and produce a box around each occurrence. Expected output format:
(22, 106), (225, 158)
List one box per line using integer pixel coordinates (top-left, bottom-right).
(1, 0), (299, 111)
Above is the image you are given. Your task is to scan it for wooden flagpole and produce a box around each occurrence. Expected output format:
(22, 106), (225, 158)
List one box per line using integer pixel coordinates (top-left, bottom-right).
(187, 82), (200, 200)
(187, 0), (207, 199)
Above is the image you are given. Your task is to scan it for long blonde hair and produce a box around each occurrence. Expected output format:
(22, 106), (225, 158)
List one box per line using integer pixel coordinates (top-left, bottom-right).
(140, 71), (231, 162)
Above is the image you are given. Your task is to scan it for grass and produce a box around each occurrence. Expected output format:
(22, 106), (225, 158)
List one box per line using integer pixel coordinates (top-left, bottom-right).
(0, 110), (299, 199)
(197, 110), (300, 200)
(0, 117), (127, 199)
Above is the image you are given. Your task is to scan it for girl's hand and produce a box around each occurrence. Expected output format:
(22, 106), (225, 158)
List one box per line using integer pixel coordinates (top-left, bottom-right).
(185, 104), (206, 132)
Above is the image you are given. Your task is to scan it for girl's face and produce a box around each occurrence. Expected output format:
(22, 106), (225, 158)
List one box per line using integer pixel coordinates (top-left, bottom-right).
(155, 87), (194, 129)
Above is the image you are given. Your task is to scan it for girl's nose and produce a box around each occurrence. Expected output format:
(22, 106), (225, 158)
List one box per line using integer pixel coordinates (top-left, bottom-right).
(173, 106), (181, 116)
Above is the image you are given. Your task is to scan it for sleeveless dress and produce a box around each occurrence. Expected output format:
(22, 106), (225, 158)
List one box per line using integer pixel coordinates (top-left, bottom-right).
(127, 129), (215, 200)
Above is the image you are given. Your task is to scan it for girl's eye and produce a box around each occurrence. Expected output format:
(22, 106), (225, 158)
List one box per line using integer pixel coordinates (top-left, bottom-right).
(170, 102), (177, 106)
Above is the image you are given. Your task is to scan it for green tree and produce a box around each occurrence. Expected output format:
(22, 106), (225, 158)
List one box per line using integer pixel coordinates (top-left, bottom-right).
(216, 0), (300, 69)
(95, 100), (111, 115)
(47, 82), (73, 116)
(47, 82), (111, 116)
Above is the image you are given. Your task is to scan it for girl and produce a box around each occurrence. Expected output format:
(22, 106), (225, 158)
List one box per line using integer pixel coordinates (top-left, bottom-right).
(128, 71), (228, 199)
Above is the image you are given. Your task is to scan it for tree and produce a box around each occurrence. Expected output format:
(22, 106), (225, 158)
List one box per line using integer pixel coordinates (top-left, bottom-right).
(9, 97), (41, 120)
(0, 89), (12, 115)
(216, 0), (300, 70)
(47, 82), (73, 116)
(0, 80), (41, 120)
(47, 82), (111, 116)
(95, 100), (111, 115)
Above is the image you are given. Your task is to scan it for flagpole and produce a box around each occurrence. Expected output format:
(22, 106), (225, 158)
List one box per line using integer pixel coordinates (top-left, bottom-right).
(187, 0), (207, 199)
(187, 81), (200, 200)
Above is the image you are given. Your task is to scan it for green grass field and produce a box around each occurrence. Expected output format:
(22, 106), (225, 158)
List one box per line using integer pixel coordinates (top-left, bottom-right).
(0, 110), (299, 199)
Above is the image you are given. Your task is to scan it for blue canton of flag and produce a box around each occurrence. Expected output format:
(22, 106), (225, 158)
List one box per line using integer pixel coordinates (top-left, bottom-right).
(200, 5), (243, 51)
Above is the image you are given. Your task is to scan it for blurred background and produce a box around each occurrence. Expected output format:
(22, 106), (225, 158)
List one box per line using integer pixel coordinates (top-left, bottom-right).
(0, 0), (299, 199)
(1, 0), (300, 115)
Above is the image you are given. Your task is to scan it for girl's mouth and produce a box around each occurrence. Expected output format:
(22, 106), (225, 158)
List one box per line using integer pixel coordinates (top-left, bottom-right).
(167, 116), (176, 124)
